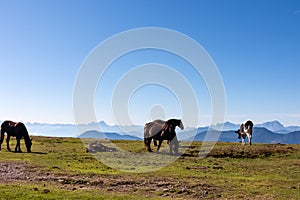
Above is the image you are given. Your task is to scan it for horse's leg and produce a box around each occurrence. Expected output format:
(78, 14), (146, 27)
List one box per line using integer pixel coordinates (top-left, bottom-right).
(156, 139), (163, 152)
(248, 133), (252, 145)
(147, 138), (153, 152)
(0, 131), (4, 151)
(6, 135), (11, 151)
(153, 139), (158, 146)
(144, 138), (152, 152)
(169, 140), (174, 155)
(15, 138), (22, 153)
(170, 137), (179, 155)
(241, 135), (245, 145)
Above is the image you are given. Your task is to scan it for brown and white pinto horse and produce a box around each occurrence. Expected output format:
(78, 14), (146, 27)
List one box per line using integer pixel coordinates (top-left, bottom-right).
(144, 119), (184, 155)
(235, 120), (254, 145)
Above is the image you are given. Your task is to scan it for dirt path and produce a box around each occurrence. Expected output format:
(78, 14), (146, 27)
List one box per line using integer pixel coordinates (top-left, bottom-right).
(0, 161), (222, 199)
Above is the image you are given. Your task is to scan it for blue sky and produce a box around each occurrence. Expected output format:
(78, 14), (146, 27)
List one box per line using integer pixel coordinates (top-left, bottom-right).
(0, 0), (300, 126)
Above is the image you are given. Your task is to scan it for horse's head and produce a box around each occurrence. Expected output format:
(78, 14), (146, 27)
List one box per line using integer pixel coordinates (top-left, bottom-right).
(235, 129), (242, 139)
(178, 120), (184, 130)
(166, 119), (184, 130)
(25, 138), (32, 153)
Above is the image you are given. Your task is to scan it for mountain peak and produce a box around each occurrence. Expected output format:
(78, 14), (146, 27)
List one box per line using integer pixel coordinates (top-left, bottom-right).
(260, 120), (284, 132)
(99, 121), (108, 127)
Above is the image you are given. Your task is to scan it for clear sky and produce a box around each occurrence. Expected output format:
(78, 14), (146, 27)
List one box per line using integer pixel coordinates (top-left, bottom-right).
(0, 0), (300, 126)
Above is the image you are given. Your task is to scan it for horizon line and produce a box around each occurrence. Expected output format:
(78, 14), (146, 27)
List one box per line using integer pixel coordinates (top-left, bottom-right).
(1, 119), (298, 128)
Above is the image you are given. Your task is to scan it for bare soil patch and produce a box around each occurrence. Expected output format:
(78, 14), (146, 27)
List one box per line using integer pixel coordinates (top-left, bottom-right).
(0, 161), (222, 199)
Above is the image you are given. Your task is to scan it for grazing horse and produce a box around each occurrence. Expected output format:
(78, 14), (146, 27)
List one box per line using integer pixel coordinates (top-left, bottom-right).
(235, 120), (253, 145)
(0, 120), (32, 153)
(144, 119), (184, 155)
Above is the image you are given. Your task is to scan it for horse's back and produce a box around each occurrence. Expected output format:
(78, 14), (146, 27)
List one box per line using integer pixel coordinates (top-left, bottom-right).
(144, 120), (165, 138)
(1, 120), (19, 128)
(153, 119), (165, 125)
(1, 121), (28, 137)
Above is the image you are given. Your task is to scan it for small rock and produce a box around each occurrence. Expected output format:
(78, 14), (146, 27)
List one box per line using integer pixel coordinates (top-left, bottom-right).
(212, 166), (223, 170)
(178, 188), (187, 194)
(43, 189), (50, 194)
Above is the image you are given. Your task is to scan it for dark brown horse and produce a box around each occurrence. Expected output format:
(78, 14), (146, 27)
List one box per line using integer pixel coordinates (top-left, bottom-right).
(144, 119), (184, 155)
(0, 120), (32, 153)
(235, 120), (253, 145)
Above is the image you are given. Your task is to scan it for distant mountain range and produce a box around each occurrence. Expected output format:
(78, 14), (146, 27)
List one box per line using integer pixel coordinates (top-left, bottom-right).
(0, 120), (299, 144)
(184, 127), (300, 144)
(78, 130), (142, 140)
(210, 120), (300, 133)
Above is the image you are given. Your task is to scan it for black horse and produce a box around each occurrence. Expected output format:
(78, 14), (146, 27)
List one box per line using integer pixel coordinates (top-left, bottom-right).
(0, 120), (32, 153)
(144, 119), (184, 155)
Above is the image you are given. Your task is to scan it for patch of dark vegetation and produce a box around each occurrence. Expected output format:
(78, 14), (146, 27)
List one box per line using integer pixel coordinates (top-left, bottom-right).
(60, 179), (88, 185)
(86, 141), (117, 153)
(185, 166), (209, 170)
(181, 143), (296, 158)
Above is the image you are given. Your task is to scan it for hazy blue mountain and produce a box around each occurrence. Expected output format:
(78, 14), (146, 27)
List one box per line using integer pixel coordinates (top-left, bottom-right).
(81, 121), (144, 138)
(257, 120), (284, 132)
(78, 130), (142, 140)
(256, 121), (300, 134)
(211, 121), (240, 131)
(26, 122), (77, 137)
(24, 121), (144, 138)
(285, 126), (300, 133)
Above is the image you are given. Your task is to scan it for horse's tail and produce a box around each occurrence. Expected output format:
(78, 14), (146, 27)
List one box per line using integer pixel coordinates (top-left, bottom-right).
(144, 123), (152, 152)
(0, 126), (4, 147)
(245, 120), (254, 132)
(144, 137), (148, 147)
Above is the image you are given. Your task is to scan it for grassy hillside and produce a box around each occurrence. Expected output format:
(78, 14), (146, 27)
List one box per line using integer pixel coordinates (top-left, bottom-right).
(0, 136), (299, 199)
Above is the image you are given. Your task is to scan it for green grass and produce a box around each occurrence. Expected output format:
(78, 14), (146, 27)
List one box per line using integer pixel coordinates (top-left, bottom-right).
(0, 184), (151, 200)
(0, 136), (299, 199)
